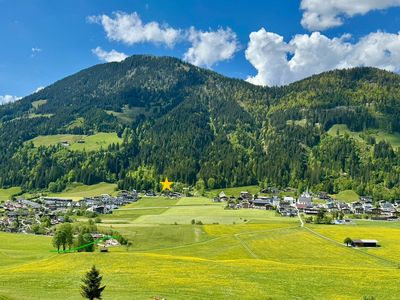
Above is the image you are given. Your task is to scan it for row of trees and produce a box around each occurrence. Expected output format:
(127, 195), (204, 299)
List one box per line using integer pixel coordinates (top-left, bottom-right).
(52, 221), (98, 253)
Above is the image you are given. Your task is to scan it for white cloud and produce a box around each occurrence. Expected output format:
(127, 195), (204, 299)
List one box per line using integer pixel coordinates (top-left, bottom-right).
(183, 27), (239, 67)
(0, 95), (22, 105)
(301, 0), (400, 31)
(245, 28), (400, 86)
(88, 12), (181, 47)
(92, 46), (128, 62)
(31, 47), (42, 57)
(34, 86), (45, 93)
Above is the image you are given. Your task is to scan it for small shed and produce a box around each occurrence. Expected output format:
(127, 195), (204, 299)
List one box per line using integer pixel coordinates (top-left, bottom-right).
(351, 239), (379, 247)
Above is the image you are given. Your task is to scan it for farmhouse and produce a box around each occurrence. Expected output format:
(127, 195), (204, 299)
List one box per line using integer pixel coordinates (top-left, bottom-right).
(351, 201), (364, 214)
(253, 197), (274, 210)
(60, 141), (70, 147)
(239, 191), (253, 201)
(351, 239), (379, 247)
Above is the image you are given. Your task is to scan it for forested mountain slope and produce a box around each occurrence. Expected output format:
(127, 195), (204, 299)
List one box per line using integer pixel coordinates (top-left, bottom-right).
(1, 55), (399, 200)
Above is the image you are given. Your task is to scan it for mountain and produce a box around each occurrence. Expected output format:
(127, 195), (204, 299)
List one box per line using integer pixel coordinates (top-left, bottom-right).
(0, 55), (400, 200)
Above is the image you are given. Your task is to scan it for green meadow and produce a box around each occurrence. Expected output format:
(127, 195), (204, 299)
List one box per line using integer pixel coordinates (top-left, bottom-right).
(1, 196), (400, 299)
(47, 182), (118, 201)
(330, 189), (360, 203)
(28, 132), (122, 152)
(0, 187), (22, 202)
(328, 124), (400, 149)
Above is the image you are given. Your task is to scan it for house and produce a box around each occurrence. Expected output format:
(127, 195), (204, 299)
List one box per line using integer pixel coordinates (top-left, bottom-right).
(272, 196), (280, 207)
(351, 239), (379, 247)
(283, 196), (295, 205)
(296, 203), (306, 212)
(371, 207), (383, 215)
(60, 141), (70, 147)
(380, 201), (396, 214)
(218, 191), (229, 202)
(213, 197), (221, 203)
(228, 202), (236, 209)
(241, 200), (251, 209)
(351, 201), (364, 214)
(304, 207), (319, 215)
(363, 202), (373, 214)
(317, 192), (330, 200)
(338, 203), (351, 214)
(360, 196), (373, 203)
(253, 197), (273, 209)
(240, 191), (253, 201)
(298, 191), (312, 206)
(145, 190), (157, 197)
(326, 201), (338, 210)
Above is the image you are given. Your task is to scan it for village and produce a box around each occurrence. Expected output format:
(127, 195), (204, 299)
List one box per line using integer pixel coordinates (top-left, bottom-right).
(1, 186), (399, 234)
(215, 189), (400, 222)
(0, 190), (139, 234)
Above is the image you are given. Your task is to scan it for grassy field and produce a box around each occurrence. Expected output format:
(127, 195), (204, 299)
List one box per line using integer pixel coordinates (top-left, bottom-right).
(31, 99), (47, 109)
(328, 124), (400, 149)
(47, 182), (117, 200)
(105, 105), (148, 125)
(1, 196), (400, 299)
(0, 186), (22, 201)
(330, 189), (359, 203)
(28, 132), (122, 152)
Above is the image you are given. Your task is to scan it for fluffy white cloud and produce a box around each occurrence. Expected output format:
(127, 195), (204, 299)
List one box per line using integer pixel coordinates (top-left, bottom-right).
(301, 0), (400, 31)
(0, 95), (21, 105)
(245, 28), (400, 86)
(88, 12), (181, 47)
(92, 46), (128, 62)
(88, 11), (240, 67)
(31, 47), (42, 57)
(183, 27), (239, 67)
(245, 29), (293, 86)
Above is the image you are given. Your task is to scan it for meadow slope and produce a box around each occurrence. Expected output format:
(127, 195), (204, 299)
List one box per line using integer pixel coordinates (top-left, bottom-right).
(1, 197), (400, 299)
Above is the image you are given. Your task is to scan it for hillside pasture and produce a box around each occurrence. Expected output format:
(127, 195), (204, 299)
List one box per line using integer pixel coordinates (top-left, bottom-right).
(28, 132), (122, 152)
(330, 189), (359, 203)
(47, 182), (117, 200)
(0, 186), (22, 201)
(328, 124), (400, 149)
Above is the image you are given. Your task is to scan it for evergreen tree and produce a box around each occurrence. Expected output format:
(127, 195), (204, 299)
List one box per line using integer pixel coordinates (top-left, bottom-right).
(80, 265), (106, 300)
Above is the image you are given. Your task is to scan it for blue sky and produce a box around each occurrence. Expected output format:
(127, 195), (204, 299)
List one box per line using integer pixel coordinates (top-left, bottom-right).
(1, 0), (400, 100)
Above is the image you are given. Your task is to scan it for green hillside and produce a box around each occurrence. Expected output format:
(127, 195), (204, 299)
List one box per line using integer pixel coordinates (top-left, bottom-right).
(1, 197), (400, 299)
(0, 56), (399, 200)
(328, 124), (400, 149)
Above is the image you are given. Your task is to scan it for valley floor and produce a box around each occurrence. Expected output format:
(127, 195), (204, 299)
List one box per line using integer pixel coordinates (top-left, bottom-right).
(1, 197), (400, 299)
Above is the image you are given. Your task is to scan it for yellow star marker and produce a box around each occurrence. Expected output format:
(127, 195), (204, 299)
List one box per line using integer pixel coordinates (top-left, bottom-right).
(160, 177), (173, 191)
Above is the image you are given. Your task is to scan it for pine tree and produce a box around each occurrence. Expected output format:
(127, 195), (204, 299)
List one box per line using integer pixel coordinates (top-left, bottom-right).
(80, 265), (106, 300)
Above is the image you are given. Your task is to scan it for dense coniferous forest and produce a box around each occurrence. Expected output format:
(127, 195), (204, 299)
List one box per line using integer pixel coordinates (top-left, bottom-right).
(1, 55), (400, 200)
